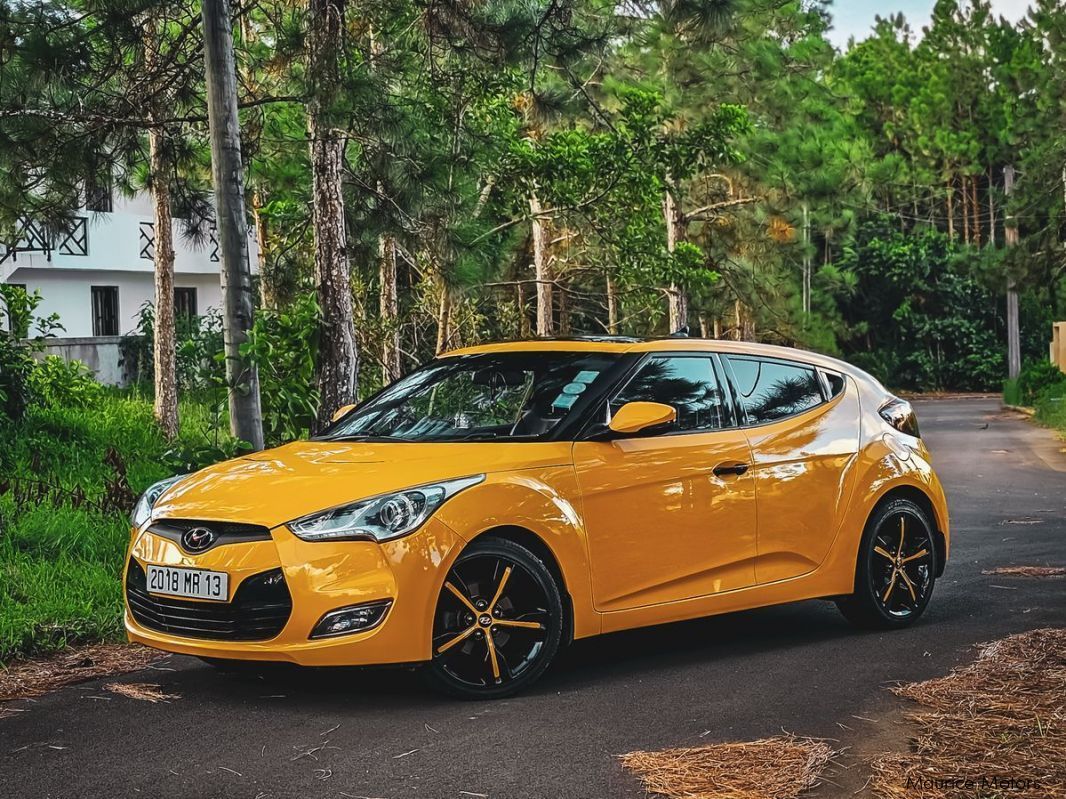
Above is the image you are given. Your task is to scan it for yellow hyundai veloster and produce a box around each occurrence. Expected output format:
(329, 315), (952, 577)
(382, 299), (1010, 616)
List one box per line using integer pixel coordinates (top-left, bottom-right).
(125, 337), (949, 699)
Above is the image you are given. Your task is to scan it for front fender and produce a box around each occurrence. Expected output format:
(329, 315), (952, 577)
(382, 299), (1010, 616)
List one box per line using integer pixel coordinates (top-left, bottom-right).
(434, 467), (599, 638)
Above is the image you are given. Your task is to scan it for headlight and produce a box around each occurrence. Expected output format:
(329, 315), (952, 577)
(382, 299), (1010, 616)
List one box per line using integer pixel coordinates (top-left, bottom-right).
(131, 474), (189, 528)
(288, 475), (484, 543)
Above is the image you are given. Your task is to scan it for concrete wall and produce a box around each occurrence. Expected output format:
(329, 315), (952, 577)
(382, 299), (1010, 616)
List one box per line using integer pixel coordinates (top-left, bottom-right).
(1053, 322), (1066, 374)
(36, 336), (127, 386)
(5, 268), (223, 338)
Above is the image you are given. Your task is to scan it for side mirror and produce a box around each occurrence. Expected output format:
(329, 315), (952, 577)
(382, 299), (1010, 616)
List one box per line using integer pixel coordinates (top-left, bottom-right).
(608, 401), (676, 435)
(330, 403), (357, 423)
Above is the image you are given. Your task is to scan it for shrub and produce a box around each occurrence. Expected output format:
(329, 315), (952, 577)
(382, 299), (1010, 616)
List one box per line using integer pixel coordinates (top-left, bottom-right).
(27, 355), (103, 409)
(1017, 359), (1066, 406)
(0, 284), (63, 422)
(242, 292), (321, 444)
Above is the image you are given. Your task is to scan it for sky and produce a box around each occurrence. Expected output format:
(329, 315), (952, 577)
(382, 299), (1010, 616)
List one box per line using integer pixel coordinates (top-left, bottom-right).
(825, 0), (1032, 50)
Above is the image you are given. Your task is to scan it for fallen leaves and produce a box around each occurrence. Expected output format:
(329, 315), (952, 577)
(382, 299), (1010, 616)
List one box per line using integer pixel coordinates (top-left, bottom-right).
(870, 628), (1066, 799)
(620, 735), (834, 799)
(0, 644), (163, 703)
(982, 565), (1066, 577)
(104, 681), (180, 703)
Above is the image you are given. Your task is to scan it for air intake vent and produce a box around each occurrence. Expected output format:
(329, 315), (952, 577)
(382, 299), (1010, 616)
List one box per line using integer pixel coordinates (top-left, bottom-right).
(126, 560), (292, 641)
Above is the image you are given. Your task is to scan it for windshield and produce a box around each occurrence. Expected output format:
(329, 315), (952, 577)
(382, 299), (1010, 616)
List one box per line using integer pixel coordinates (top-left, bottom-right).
(323, 352), (620, 442)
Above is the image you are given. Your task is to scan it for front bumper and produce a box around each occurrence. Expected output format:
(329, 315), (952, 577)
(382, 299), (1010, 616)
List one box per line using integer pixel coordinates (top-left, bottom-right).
(124, 517), (463, 667)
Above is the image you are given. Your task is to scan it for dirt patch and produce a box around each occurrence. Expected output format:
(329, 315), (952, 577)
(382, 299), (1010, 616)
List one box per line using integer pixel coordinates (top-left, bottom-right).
(620, 735), (834, 799)
(104, 681), (179, 703)
(870, 628), (1066, 798)
(0, 644), (163, 702)
(982, 566), (1066, 577)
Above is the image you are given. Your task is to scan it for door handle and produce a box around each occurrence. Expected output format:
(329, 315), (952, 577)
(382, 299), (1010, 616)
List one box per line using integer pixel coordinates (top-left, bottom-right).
(713, 462), (750, 477)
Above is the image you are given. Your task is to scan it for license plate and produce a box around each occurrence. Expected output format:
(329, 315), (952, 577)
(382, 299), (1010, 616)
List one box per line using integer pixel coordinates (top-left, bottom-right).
(146, 564), (229, 601)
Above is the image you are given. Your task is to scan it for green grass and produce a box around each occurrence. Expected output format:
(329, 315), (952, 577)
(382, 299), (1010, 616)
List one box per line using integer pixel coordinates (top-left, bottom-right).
(1034, 382), (1066, 437)
(0, 391), (232, 663)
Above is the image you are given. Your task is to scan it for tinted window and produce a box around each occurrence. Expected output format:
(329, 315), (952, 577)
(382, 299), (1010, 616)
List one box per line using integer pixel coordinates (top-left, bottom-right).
(727, 357), (824, 424)
(611, 355), (728, 432)
(823, 370), (845, 398)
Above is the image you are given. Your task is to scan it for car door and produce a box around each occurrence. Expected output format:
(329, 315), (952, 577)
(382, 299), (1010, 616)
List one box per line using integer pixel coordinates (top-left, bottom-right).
(722, 355), (861, 584)
(572, 353), (758, 612)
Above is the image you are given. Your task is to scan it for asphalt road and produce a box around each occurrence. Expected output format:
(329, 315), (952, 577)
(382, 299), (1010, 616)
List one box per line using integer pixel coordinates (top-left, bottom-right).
(2, 397), (1064, 799)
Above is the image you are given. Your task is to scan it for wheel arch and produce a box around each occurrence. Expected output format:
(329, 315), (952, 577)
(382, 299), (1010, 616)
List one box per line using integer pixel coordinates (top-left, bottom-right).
(869, 484), (947, 577)
(468, 525), (575, 645)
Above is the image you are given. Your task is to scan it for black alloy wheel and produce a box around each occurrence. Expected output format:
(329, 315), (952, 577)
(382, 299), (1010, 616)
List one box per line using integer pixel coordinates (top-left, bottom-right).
(837, 497), (937, 629)
(425, 537), (563, 699)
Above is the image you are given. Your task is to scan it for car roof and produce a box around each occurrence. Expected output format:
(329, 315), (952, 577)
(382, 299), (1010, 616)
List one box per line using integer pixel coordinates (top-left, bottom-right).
(442, 336), (863, 376)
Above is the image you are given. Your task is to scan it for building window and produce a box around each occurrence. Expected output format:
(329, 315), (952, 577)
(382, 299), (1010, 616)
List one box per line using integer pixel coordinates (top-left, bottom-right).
(91, 286), (119, 336)
(85, 174), (113, 213)
(175, 287), (197, 319)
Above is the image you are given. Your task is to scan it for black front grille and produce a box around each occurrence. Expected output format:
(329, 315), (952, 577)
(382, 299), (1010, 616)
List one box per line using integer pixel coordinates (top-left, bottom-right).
(126, 561), (292, 641)
(149, 519), (272, 554)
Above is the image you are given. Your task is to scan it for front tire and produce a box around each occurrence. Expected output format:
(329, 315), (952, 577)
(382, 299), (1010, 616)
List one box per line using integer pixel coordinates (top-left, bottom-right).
(424, 537), (563, 700)
(836, 498), (937, 629)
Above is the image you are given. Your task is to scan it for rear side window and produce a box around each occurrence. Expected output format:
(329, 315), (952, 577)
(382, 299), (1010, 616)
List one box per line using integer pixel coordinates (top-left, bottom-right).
(611, 355), (728, 432)
(726, 357), (824, 424)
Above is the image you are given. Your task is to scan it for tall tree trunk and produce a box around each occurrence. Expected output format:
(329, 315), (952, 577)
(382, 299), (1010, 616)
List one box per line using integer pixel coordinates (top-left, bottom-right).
(698, 313), (709, 338)
(950, 180), (959, 242)
(971, 175), (981, 247)
(606, 272), (619, 334)
(663, 188), (687, 331)
(516, 280), (530, 338)
(962, 173), (971, 244)
(203, 0), (265, 449)
(143, 19), (178, 440)
(148, 127), (178, 441)
(987, 166), (996, 247)
(713, 317), (721, 339)
(529, 194), (552, 336)
(436, 281), (451, 354)
(1004, 164), (1020, 380)
(558, 283), (570, 335)
(252, 190), (275, 309)
(379, 233), (401, 382)
(307, 0), (357, 427)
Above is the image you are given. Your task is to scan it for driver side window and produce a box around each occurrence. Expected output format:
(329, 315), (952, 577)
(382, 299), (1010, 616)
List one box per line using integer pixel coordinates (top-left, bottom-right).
(610, 355), (728, 433)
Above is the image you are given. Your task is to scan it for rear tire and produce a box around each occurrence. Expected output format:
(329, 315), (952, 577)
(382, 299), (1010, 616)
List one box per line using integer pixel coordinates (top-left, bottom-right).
(424, 537), (563, 700)
(836, 497), (937, 630)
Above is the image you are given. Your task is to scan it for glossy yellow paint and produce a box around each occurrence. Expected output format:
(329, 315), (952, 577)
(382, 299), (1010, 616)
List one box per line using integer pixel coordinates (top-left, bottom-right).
(125, 338), (949, 668)
(608, 401), (677, 434)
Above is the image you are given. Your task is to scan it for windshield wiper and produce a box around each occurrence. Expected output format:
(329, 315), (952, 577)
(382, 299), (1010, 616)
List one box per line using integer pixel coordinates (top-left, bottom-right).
(322, 434), (404, 443)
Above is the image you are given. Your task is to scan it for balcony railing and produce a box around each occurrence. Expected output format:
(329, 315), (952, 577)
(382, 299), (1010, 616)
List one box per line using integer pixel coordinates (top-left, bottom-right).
(1, 216), (88, 264)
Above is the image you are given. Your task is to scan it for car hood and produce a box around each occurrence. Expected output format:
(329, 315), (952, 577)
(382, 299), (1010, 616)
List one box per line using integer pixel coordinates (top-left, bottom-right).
(150, 439), (573, 528)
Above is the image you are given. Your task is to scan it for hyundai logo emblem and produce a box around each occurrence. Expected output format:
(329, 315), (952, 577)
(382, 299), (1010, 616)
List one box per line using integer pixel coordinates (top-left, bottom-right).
(181, 526), (216, 553)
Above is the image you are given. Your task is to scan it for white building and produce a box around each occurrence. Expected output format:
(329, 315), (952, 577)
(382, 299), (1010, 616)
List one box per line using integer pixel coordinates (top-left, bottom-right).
(1, 190), (256, 384)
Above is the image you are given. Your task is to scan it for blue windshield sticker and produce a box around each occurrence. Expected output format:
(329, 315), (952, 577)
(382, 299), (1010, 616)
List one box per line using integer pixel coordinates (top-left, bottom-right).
(573, 370), (600, 384)
(551, 392), (579, 411)
(561, 382), (586, 395)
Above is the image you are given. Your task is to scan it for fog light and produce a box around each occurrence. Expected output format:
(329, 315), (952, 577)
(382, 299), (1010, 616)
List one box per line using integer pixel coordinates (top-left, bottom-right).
(310, 600), (392, 639)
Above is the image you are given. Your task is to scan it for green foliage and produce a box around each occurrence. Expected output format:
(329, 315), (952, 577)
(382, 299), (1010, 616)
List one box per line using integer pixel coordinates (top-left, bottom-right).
(0, 392), (240, 662)
(0, 284), (64, 422)
(242, 293), (321, 445)
(838, 217), (1007, 391)
(1018, 360), (1066, 407)
(120, 303), (226, 392)
(1033, 380), (1066, 437)
(26, 356), (103, 409)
